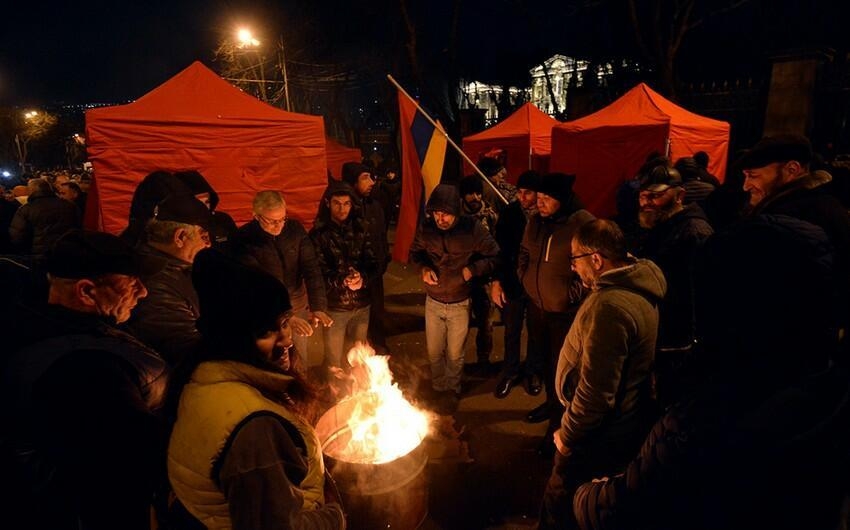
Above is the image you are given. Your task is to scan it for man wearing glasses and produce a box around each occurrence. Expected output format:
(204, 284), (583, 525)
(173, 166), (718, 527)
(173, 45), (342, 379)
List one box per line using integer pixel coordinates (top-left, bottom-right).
(539, 219), (666, 530)
(230, 190), (332, 360)
(636, 165), (713, 406)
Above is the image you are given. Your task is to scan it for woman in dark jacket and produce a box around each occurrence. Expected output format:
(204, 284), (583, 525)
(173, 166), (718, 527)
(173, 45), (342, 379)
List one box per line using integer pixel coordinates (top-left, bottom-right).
(166, 250), (345, 530)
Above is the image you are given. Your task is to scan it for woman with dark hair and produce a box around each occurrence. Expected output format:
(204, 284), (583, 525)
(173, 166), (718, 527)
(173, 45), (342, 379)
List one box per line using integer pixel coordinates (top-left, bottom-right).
(166, 249), (346, 530)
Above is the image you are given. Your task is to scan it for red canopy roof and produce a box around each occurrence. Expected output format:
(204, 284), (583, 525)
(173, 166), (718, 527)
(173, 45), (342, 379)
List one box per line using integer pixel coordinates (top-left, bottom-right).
(325, 138), (362, 179)
(463, 102), (558, 183)
(550, 83), (730, 218)
(85, 61), (327, 233)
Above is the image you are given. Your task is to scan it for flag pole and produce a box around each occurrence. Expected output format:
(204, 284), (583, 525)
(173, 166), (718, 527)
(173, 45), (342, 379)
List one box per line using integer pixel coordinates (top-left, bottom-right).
(387, 74), (508, 205)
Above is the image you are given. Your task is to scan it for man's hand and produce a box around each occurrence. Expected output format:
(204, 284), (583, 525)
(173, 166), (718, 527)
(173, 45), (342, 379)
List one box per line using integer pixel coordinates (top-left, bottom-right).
(422, 267), (439, 286)
(288, 316), (314, 337)
(490, 280), (507, 308)
(553, 431), (571, 457)
(310, 311), (334, 328)
(462, 267), (473, 282)
(344, 269), (363, 291)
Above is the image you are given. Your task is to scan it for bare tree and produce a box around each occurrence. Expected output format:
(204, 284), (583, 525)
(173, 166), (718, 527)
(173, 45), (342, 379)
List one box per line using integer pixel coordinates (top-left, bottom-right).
(15, 111), (57, 170)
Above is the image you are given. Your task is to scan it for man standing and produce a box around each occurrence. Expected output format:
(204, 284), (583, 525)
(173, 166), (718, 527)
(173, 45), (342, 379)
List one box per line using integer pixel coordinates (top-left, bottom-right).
(340, 162), (391, 354)
(518, 173), (594, 455)
(1, 230), (169, 530)
(174, 170), (238, 249)
(636, 165), (713, 405)
(539, 219), (666, 529)
(459, 174), (499, 371)
(491, 171), (544, 398)
(230, 190), (331, 360)
(478, 157), (516, 214)
(409, 184), (499, 409)
(126, 194), (212, 365)
(310, 181), (377, 374)
(8, 178), (79, 255)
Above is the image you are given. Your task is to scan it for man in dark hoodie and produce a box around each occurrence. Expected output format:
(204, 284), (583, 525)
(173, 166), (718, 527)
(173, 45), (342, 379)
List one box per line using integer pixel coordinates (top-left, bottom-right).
(409, 184), (499, 408)
(340, 162), (391, 354)
(174, 170), (238, 249)
(310, 181), (377, 375)
(635, 165), (713, 406)
(518, 173), (595, 455)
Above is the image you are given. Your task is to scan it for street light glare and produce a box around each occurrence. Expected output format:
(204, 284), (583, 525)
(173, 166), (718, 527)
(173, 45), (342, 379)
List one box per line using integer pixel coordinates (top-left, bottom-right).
(237, 28), (260, 48)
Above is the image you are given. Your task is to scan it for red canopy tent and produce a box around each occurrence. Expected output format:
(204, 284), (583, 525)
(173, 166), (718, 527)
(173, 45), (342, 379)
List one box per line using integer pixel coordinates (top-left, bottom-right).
(85, 61), (327, 233)
(463, 102), (558, 184)
(549, 83), (730, 218)
(325, 138), (362, 179)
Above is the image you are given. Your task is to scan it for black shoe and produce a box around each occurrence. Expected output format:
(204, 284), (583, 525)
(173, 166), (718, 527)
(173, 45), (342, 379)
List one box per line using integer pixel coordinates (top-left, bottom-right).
(525, 402), (551, 424)
(525, 374), (543, 396)
(494, 375), (518, 399)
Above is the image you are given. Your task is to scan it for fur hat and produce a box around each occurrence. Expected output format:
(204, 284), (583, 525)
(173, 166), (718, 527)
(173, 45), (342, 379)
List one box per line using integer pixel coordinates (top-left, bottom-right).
(477, 157), (504, 178)
(459, 175), (484, 196)
(535, 173), (576, 203)
(516, 170), (541, 191)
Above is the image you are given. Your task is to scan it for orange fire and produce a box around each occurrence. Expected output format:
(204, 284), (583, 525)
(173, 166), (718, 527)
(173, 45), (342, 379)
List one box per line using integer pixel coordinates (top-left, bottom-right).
(330, 343), (431, 465)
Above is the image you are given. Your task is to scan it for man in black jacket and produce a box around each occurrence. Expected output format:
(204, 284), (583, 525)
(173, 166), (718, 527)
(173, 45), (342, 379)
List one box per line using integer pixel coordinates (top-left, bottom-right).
(310, 181), (377, 374)
(174, 170), (238, 249)
(8, 178), (79, 255)
(1, 229), (169, 530)
(230, 190), (331, 361)
(409, 184), (499, 406)
(126, 194), (212, 365)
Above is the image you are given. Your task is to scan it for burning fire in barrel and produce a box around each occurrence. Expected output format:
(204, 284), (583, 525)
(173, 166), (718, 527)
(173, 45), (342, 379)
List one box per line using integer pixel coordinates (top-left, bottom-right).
(315, 344), (432, 529)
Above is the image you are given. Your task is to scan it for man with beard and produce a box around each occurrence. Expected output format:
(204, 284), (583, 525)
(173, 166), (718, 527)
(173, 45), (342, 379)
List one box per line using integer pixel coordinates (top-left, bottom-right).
(491, 171), (545, 398)
(636, 165), (713, 406)
(460, 174), (499, 372)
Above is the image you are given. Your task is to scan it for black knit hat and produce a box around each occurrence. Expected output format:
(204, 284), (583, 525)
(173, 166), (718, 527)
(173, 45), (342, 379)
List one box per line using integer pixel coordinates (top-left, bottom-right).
(459, 174), (484, 196)
(193, 250), (292, 346)
(516, 170), (541, 191)
(477, 157), (504, 178)
(341, 162), (373, 186)
(536, 173), (576, 203)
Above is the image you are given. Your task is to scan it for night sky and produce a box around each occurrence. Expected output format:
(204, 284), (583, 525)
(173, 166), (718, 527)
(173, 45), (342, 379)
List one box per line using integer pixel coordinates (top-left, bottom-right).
(1, 0), (847, 106)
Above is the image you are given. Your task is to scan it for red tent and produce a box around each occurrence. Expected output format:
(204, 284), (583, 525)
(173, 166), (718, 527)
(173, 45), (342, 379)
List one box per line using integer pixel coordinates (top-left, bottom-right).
(463, 102), (558, 184)
(325, 138), (362, 179)
(550, 83), (730, 218)
(85, 61), (327, 233)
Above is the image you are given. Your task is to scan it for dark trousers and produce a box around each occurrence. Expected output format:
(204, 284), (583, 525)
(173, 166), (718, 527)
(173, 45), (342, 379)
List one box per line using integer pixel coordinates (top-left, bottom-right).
(500, 293), (543, 378)
(527, 304), (576, 423)
(367, 273), (388, 351)
(470, 282), (493, 361)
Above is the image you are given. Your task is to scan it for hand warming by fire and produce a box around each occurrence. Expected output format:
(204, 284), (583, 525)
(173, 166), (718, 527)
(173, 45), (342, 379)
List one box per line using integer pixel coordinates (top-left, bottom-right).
(321, 343), (431, 465)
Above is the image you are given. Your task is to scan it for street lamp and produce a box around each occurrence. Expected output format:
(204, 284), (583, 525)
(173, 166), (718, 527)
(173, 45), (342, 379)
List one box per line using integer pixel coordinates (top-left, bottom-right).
(237, 28), (260, 49)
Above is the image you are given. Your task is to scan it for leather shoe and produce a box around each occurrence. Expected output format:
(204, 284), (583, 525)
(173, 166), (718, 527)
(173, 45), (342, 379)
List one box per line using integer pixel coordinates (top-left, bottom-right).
(494, 375), (518, 399)
(525, 402), (551, 424)
(525, 374), (543, 396)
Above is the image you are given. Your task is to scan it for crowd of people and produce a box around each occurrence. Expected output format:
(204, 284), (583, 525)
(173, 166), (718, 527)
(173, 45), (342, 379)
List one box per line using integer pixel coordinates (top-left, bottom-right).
(1, 133), (849, 530)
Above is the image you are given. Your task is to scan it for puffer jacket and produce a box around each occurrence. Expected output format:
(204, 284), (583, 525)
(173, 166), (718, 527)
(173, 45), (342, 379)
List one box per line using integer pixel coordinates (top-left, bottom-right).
(519, 198), (595, 313)
(555, 258), (666, 451)
(125, 244), (201, 365)
(309, 210), (377, 312)
(8, 188), (80, 255)
(230, 219), (327, 313)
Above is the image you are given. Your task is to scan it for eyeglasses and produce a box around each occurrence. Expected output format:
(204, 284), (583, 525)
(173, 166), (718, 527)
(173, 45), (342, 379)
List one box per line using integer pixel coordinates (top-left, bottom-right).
(257, 213), (286, 226)
(569, 251), (597, 263)
(638, 188), (672, 202)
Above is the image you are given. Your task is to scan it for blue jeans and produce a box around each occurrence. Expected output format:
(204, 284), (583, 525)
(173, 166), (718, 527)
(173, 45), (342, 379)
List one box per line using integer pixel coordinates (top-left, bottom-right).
(425, 296), (470, 394)
(323, 306), (370, 368)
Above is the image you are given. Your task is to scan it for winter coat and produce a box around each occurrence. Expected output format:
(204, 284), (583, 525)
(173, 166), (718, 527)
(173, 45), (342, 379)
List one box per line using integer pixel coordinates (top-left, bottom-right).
(555, 258), (666, 451)
(1, 303), (168, 530)
(309, 212), (377, 312)
(493, 200), (532, 300)
(409, 213), (500, 304)
(230, 219), (327, 313)
(519, 200), (595, 314)
(637, 203), (713, 350)
(357, 194), (389, 274)
(168, 361), (344, 530)
(125, 244), (201, 365)
(8, 188), (80, 255)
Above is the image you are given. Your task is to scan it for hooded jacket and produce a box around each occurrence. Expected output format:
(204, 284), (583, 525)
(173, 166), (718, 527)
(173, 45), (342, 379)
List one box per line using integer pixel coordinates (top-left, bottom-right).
(409, 185), (500, 303)
(8, 187), (80, 255)
(519, 195), (595, 313)
(555, 258), (666, 451)
(175, 171), (238, 248)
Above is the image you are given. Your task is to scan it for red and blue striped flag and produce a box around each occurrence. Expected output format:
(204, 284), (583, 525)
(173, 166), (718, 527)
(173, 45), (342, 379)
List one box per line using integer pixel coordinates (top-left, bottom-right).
(393, 89), (448, 262)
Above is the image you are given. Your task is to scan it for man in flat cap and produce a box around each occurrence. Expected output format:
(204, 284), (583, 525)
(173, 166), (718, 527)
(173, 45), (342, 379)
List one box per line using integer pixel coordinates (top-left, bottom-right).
(1, 229), (169, 530)
(126, 193), (212, 365)
(740, 134), (850, 355)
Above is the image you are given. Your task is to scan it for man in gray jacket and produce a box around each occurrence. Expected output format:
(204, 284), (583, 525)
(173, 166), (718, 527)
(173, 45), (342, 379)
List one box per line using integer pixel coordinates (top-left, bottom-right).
(539, 219), (666, 530)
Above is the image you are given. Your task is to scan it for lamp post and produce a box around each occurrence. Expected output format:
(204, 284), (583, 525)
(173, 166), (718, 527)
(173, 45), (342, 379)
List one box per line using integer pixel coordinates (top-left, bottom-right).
(236, 28), (267, 101)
